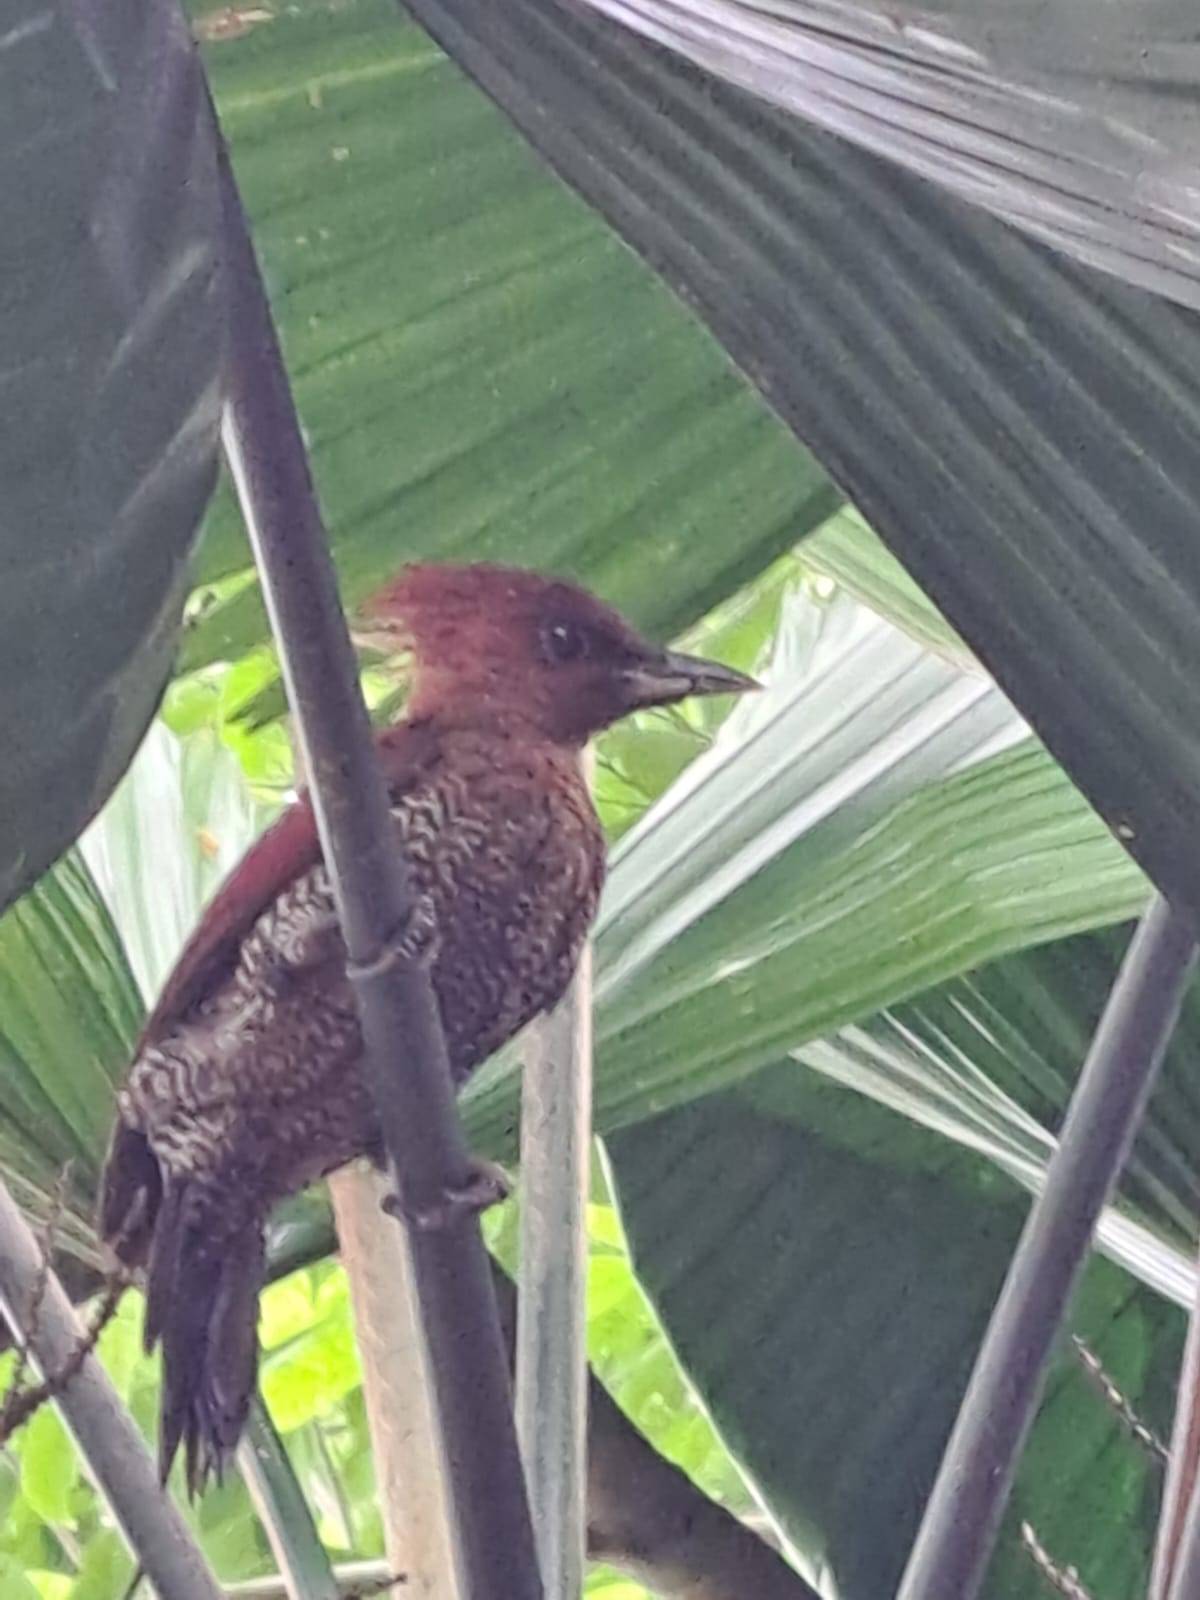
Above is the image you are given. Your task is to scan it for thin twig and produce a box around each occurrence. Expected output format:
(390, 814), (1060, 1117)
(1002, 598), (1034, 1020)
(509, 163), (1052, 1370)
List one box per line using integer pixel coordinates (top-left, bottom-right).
(0, 1275), (125, 1445)
(1150, 1238), (1200, 1597)
(1071, 1335), (1168, 1466)
(223, 1563), (406, 1599)
(1020, 1523), (1096, 1600)
(7, 1161), (73, 1402)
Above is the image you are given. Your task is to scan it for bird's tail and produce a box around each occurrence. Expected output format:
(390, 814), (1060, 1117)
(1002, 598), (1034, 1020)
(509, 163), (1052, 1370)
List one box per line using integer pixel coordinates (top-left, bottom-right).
(144, 1176), (265, 1495)
(98, 1124), (263, 1495)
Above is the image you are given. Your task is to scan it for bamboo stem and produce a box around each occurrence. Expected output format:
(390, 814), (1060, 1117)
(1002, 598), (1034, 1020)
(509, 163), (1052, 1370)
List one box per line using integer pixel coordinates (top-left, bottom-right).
(215, 130), (542, 1600)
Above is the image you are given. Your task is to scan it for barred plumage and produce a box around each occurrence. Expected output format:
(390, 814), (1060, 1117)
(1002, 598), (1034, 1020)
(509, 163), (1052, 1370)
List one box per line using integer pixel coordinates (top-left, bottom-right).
(98, 562), (756, 1492)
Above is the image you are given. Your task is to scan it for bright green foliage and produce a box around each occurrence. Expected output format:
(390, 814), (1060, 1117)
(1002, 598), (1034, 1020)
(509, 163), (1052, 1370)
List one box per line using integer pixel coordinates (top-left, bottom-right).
(20, 1410), (78, 1527)
(4, 0), (1194, 1594)
(0, 1556), (43, 1600)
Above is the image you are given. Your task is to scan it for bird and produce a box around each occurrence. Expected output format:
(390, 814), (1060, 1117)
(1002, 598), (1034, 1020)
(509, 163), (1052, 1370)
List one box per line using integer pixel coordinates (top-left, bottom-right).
(97, 561), (757, 1495)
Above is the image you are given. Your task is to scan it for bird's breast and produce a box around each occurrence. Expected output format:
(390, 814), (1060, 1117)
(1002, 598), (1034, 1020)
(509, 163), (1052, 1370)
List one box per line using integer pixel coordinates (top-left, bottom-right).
(396, 746), (604, 1077)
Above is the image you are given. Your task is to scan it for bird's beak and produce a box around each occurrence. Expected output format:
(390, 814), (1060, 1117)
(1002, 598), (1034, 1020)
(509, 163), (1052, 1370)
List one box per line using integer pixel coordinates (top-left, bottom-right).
(622, 649), (761, 709)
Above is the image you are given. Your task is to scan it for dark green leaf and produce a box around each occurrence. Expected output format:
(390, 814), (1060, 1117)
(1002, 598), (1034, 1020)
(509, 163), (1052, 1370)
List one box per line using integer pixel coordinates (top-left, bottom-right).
(562, 0), (1200, 310)
(800, 924), (1200, 1291)
(0, 0), (222, 910)
(607, 1079), (1181, 1599)
(0, 851), (140, 1234)
(400, 0), (1200, 926)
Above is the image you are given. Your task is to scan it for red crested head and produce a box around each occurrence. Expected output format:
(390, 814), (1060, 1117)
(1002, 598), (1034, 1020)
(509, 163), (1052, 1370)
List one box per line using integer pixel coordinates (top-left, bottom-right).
(355, 562), (757, 745)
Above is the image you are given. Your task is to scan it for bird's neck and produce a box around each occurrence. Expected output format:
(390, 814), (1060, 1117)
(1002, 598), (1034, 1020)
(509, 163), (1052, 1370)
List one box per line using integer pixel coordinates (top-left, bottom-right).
(404, 682), (588, 752)
(378, 717), (590, 801)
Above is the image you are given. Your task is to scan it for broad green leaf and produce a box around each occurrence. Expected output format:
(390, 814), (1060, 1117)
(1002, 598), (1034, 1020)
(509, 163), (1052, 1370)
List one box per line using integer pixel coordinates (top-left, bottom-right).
(596, 855), (1200, 1600)
(607, 1078), (1181, 1600)
(0, 0), (221, 911)
(799, 510), (972, 669)
(260, 1274), (363, 1433)
(81, 722), (278, 1006)
(193, 1479), (272, 1584)
(562, 0), (1200, 311)
(401, 0), (1200, 929)
(65, 1532), (134, 1600)
(238, 1405), (341, 1600)
(94, 1294), (146, 1406)
(27, 1575), (72, 1600)
(0, 720), (277, 1224)
(796, 924), (1200, 1304)
(183, 0), (836, 684)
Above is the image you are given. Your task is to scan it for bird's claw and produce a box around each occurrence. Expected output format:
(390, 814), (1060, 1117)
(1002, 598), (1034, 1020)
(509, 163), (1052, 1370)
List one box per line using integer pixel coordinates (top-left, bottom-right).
(348, 893), (440, 981)
(382, 1158), (511, 1232)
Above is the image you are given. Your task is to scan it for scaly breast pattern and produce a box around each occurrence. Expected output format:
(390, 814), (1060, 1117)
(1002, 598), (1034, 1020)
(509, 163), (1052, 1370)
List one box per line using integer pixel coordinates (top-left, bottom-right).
(124, 733), (604, 1219)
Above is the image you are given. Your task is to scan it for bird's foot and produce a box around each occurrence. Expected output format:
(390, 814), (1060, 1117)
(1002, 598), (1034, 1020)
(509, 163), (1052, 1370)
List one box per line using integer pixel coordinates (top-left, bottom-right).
(382, 1158), (511, 1232)
(347, 892), (440, 981)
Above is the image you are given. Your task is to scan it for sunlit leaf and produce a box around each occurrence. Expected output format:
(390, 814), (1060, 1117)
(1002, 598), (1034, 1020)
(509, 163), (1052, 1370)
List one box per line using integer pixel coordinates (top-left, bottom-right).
(19, 1409), (76, 1529)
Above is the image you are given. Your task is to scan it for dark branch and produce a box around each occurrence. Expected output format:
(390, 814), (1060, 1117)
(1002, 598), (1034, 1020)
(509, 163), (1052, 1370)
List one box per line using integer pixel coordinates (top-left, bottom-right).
(214, 129), (541, 1600)
(0, 1276), (123, 1446)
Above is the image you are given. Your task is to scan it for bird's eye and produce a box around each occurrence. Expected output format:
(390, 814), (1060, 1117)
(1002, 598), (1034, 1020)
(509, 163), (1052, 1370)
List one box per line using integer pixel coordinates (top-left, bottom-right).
(540, 618), (590, 664)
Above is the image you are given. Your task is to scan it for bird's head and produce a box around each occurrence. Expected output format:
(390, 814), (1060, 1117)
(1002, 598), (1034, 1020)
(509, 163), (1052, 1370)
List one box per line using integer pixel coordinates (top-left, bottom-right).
(354, 562), (758, 744)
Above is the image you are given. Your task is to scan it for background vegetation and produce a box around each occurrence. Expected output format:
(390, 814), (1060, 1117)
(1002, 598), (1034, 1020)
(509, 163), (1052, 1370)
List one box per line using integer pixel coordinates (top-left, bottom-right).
(6, 1), (1200, 1596)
